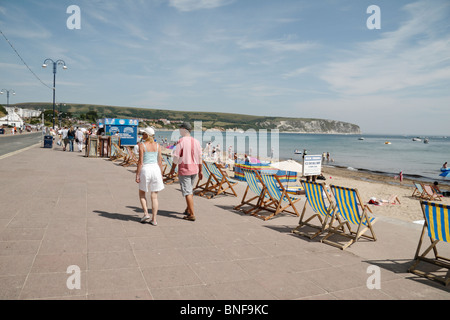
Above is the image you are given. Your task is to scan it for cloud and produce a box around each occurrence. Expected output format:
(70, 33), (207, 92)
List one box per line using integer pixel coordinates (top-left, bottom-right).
(168, 0), (235, 12)
(237, 36), (317, 53)
(319, 0), (450, 96)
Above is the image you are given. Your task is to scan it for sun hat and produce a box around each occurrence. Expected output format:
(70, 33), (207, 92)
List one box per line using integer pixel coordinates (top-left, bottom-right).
(179, 122), (192, 131)
(140, 127), (155, 136)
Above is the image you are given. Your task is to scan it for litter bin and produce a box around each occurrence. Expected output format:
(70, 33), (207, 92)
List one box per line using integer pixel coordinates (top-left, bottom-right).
(0, 128), (4, 134)
(44, 135), (53, 149)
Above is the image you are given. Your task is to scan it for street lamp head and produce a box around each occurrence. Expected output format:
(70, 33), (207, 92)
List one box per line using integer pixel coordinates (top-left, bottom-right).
(42, 64), (47, 68)
(63, 65), (68, 70)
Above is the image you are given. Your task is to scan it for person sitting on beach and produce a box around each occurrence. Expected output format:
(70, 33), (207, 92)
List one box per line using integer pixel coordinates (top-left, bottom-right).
(443, 162), (448, 169)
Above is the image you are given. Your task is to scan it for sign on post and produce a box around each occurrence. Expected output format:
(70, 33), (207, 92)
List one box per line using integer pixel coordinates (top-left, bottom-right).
(303, 155), (322, 176)
(102, 118), (139, 146)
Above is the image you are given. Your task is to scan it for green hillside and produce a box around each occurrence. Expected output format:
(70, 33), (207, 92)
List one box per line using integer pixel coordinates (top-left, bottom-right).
(12, 102), (361, 134)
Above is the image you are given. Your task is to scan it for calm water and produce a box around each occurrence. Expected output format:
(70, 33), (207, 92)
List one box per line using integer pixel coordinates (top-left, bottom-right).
(154, 130), (450, 184)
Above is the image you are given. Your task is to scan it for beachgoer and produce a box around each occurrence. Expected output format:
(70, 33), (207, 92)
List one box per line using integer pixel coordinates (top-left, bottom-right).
(169, 122), (202, 222)
(68, 126), (76, 152)
(443, 162), (448, 169)
(61, 127), (69, 151)
(135, 127), (164, 226)
(75, 127), (84, 152)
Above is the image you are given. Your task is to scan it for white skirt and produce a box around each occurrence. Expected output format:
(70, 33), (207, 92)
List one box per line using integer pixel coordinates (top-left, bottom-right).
(139, 163), (165, 193)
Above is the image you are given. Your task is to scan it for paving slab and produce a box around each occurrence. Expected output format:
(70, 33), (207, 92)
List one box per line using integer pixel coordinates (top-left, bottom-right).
(0, 144), (449, 302)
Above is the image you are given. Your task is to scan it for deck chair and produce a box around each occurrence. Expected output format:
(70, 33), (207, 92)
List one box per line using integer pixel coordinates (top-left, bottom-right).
(194, 162), (214, 197)
(422, 185), (443, 201)
(322, 185), (377, 250)
(253, 173), (301, 221)
(111, 143), (128, 163)
(408, 201), (450, 286)
(163, 155), (178, 184)
(234, 169), (270, 214)
(292, 181), (337, 239)
(203, 162), (238, 198)
(121, 146), (138, 167)
(412, 182), (426, 198)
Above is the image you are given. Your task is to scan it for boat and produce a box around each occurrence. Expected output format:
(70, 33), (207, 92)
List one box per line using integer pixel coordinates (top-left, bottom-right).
(358, 137), (364, 140)
(294, 149), (302, 154)
(412, 137), (421, 142)
(385, 141), (391, 145)
(424, 138), (429, 144)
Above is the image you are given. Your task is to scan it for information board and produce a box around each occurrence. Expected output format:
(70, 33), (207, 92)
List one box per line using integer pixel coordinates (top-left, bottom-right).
(102, 118), (139, 146)
(303, 155), (322, 176)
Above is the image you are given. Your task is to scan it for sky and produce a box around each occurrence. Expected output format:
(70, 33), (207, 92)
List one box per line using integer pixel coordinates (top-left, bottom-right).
(0, 0), (449, 135)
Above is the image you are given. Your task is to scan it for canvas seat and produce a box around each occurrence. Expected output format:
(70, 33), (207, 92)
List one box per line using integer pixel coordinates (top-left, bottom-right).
(292, 181), (337, 239)
(322, 185), (377, 250)
(252, 172), (301, 221)
(408, 201), (450, 286)
(202, 162), (238, 198)
(163, 155), (178, 184)
(234, 168), (270, 214)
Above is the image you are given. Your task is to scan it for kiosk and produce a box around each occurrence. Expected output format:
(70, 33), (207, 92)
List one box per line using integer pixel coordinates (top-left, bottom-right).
(102, 118), (139, 146)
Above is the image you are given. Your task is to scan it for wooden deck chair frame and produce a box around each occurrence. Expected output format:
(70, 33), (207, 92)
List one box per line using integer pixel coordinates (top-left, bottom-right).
(322, 185), (378, 250)
(121, 146), (138, 167)
(292, 181), (337, 239)
(422, 184), (442, 201)
(194, 162), (215, 198)
(252, 172), (300, 221)
(163, 155), (178, 184)
(234, 169), (271, 214)
(202, 162), (238, 198)
(110, 143), (128, 162)
(412, 182), (426, 199)
(408, 201), (450, 286)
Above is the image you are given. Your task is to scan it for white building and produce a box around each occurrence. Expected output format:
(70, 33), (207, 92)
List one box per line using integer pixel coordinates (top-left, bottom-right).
(0, 107), (41, 128)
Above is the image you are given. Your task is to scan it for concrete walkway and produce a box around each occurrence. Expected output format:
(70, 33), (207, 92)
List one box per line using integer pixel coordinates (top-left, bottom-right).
(1, 143), (449, 300)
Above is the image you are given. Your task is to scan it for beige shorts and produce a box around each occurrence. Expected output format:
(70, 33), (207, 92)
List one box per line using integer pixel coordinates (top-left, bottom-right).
(139, 164), (164, 193)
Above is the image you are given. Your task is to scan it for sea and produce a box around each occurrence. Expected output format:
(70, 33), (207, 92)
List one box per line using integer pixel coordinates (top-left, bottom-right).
(154, 130), (450, 185)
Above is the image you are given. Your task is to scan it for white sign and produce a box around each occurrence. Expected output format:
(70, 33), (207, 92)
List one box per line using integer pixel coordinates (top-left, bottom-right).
(303, 155), (322, 176)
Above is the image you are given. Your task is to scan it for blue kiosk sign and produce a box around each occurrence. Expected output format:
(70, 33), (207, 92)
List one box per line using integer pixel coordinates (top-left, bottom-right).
(102, 118), (139, 146)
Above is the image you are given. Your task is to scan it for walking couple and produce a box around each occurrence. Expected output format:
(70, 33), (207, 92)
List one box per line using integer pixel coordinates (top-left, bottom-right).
(135, 122), (202, 225)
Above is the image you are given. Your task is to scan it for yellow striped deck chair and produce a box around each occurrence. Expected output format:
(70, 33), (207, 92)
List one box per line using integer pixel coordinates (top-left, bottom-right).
(204, 162), (238, 198)
(292, 181), (336, 239)
(322, 185), (377, 250)
(253, 173), (300, 221)
(408, 201), (450, 286)
(234, 169), (270, 214)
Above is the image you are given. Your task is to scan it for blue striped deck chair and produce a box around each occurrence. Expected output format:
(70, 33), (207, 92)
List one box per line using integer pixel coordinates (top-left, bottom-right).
(234, 169), (271, 214)
(163, 155), (178, 184)
(204, 162), (238, 198)
(195, 162), (217, 198)
(322, 185), (377, 250)
(408, 201), (450, 286)
(292, 181), (337, 239)
(253, 172), (301, 221)
(412, 182), (426, 199)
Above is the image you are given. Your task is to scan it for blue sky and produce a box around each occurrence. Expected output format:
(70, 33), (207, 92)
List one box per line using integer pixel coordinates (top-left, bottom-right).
(0, 0), (449, 135)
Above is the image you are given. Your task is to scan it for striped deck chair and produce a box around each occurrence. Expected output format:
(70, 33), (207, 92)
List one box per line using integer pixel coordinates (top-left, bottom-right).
(194, 162), (214, 197)
(253, 173), (301, 221)
(292, 181), (337, 239)
(408, 201), (450, 286)
(234, 169), (270, 214)
(422, 185), (443, 201)
(412, 182), (426, 198)
(163, 155), (178, 184)
(122, 146), (138, 167)
(204, 162), (238, 198)
(322, 185), (377, 250)
(110, 143), (128, 162)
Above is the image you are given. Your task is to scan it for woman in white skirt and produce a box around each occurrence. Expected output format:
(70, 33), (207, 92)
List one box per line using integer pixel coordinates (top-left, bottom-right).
(135, 127), (164, 225)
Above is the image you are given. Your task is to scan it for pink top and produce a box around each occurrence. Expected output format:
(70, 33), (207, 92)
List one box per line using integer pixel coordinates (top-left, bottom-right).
(173, 136), (202, 176)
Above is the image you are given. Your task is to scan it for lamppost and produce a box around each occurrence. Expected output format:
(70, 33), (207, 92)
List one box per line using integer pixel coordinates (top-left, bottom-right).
(42, 59), (67, 129)
(0, 89), (15, 126)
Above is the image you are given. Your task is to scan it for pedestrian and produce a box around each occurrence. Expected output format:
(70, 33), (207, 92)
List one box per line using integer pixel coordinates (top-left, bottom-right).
(135, 127), (164, 226)
(61, 127), (69, 151)
(169, 122), (202, 221)
(68, 126), (76, 152)
(75, 127), (84, 152)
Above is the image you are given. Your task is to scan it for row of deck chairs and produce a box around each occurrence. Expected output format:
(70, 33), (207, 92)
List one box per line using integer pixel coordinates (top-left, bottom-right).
(110, 143), (139, 167)
(194, 162), (238, 199)
(412, 182), (444, 201)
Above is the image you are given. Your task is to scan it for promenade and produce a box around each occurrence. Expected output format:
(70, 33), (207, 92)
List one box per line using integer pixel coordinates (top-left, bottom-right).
(1, 142), (449, 301)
